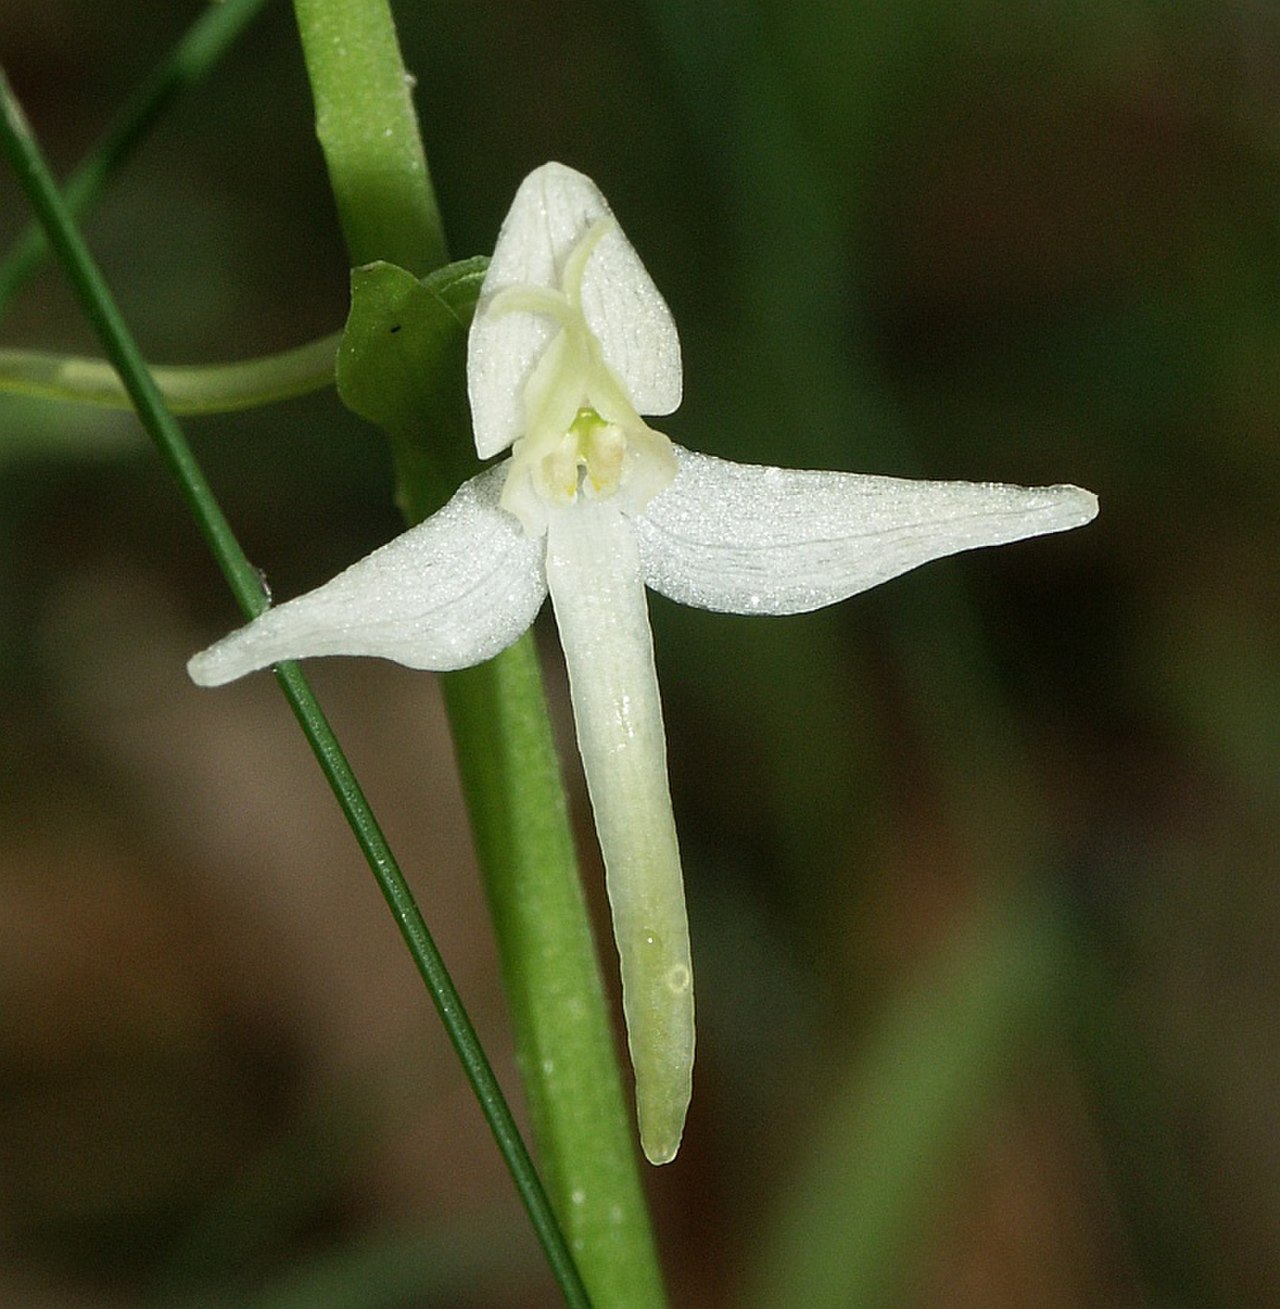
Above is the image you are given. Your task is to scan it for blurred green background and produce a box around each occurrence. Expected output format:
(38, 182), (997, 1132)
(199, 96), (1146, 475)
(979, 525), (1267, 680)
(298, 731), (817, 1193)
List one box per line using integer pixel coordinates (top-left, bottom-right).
(1, 1), (1277, 1305)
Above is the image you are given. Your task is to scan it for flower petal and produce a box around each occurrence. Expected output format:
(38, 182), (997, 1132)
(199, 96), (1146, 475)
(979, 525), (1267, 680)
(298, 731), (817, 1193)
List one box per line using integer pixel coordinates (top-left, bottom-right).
(468, 162), (681, 460)
(635, 446), (1099, 615)
(188, 464), (546, 686)
(543, 499), (694, 1165)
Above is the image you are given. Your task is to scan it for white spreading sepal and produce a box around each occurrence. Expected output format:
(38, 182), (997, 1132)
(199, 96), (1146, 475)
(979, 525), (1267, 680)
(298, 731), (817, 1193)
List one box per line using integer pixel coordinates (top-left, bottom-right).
(187, 464), (546, 686)
(468, 162), (682, 461)
(634, 446), (1099, 615)
(543, 498), (694, 1166)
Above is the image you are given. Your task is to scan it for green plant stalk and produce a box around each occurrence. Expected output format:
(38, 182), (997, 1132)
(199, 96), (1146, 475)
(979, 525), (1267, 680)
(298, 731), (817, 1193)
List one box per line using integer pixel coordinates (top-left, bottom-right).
(0, 334), (339, 414)
(293, 0), (447, 275)
(0, 65), (588, 1309)
(0, 0), (271, 313)
(444, 651), (667, 1308)
(291, 1), (667, 1301)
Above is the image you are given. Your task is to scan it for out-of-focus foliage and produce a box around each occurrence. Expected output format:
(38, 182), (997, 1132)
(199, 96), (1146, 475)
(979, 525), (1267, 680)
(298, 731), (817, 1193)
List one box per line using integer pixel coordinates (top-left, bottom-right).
(1, 0), (1276, 1305)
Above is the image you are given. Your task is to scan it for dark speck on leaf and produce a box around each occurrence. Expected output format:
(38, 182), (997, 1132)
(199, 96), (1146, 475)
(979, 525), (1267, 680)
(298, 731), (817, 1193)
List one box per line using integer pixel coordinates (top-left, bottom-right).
(389, 324), (402, 333)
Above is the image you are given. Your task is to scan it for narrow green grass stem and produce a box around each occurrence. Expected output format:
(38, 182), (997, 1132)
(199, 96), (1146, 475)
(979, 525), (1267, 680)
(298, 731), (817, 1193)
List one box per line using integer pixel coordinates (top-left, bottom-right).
(0, 64), (588, 1309)
(0, 0), (271, 312)
(0, 334), (339, 414)
(0, 77), (264, 615)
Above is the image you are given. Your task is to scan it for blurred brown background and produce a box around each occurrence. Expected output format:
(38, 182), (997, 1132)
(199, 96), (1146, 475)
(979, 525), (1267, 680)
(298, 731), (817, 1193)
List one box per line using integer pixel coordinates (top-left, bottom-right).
(1, 1), (1277, 1305)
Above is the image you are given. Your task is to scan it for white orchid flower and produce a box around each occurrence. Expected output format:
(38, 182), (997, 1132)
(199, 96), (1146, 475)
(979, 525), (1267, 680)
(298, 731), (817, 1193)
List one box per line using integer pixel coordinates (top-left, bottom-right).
(188, 161), (1098, 1165)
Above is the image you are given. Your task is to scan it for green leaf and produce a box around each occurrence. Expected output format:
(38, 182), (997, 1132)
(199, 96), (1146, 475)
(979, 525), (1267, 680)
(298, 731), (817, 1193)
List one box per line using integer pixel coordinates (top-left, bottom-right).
(336, 256), (488, 523)
(0, 334), (339, 416)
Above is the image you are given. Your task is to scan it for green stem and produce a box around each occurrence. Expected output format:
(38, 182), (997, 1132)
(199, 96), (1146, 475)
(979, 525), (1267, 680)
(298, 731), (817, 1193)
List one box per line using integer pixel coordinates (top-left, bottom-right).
(0, 334), (339, 415)
(293, 0), (447, 275)
(0, 63), (588, 1309)
(0, 0), (271, 314)
(445, 647), (667, 1308)
(290, 1), (667, 1300)
(274, 664), (592, 1309)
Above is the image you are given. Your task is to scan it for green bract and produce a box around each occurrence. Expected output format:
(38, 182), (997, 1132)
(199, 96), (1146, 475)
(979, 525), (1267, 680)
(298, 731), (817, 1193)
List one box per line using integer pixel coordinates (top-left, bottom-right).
(337, 255), (488, 522)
